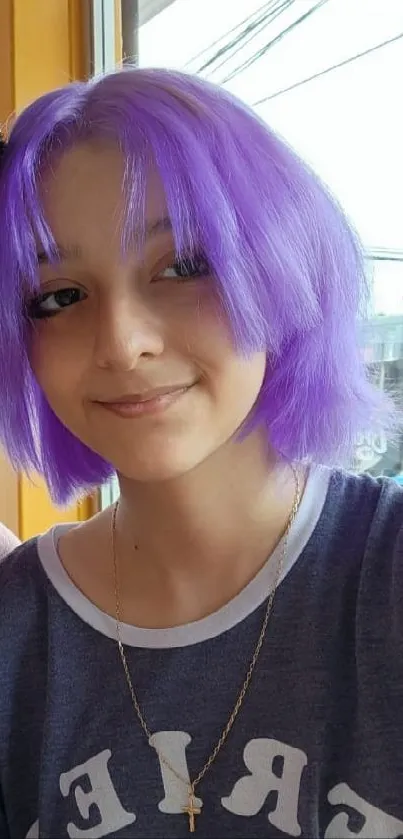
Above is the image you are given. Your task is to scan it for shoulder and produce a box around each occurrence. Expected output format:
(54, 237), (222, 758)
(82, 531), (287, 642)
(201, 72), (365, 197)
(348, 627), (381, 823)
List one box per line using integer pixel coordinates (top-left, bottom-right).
(301, 470), (403, 693)
(0, 538), (55, 719)
(0, 535), (42, 586)
(0, 522), (20, 560)
(0, 537), (50, 651)
(322, 468), (403, 548)
(345, 470), (403, 585)
(338, 474), (403, 705)
(0, 539), (53, 757)
(355, 470), (403, 602)
(327, 469), (403, 642)
(366, 471), (403, 546)
(307, 468), (403, 613)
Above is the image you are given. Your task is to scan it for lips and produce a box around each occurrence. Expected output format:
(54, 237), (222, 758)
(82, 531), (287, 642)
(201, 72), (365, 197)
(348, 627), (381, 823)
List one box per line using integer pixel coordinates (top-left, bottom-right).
(100, 385), (192, 405)
(94, 384), (193, 418)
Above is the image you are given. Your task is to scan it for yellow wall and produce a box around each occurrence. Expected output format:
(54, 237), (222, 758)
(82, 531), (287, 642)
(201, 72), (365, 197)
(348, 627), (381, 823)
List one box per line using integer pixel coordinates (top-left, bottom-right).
(0, 0), (88, 120)
(0, 0), (102, 538)
(0, 450), (19, 535)
(18, 478), (96, 542)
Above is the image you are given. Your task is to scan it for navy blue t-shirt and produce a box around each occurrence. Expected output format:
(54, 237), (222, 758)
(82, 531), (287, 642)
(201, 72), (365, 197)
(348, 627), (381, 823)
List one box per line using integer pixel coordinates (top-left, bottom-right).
(1, 467), (403, 838)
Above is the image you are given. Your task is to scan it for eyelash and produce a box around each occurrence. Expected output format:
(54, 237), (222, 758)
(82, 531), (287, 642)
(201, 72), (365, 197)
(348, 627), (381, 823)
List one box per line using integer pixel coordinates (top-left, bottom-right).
(26, 254), (210, 320)
(27, 288), (84, 320)
(155, 254), (210, 282)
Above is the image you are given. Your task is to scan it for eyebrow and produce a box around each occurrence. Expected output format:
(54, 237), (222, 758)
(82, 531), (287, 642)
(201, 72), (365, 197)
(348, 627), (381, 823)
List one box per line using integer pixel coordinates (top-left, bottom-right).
(36, 244), (82, 265)
(36, 216), (173, 265)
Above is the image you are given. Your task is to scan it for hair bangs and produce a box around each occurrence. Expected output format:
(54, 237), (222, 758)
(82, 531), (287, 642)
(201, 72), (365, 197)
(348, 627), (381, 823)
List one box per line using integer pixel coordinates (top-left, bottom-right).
(100, 74), (268, 351)
(0, 68), (397, 503)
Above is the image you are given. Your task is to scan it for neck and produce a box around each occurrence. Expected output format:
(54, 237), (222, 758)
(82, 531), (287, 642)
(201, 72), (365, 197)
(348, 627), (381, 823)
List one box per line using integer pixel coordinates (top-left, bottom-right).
(114, 435), (302, 624)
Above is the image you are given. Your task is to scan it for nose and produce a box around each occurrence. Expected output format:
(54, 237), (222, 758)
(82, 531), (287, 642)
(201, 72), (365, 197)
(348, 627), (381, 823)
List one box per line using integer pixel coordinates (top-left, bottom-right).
(93, 294), (164, 371)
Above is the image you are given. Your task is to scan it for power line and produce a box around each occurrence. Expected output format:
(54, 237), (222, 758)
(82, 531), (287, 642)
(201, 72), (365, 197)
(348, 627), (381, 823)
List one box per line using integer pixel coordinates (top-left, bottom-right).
(371, 255), (403, 262)
(253, 30), (403, 106)
(368, 249), (403, 262)
(183, 0), (276, 70)
(207, 0), (295, 79)
(221, 0), (331, 85)
(197, 0), (285, 75)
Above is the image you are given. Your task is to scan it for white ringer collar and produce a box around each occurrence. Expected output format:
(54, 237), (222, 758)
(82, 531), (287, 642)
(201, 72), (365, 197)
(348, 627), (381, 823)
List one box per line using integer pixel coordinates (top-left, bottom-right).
(37, 466), (331, 649)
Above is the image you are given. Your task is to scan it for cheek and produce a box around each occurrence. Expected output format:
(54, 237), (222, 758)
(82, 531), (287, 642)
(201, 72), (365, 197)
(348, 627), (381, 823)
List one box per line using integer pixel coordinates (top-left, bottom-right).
(201, 352), (266, 446)
(180, 289), (232, 352)
(188, 319), (266, 417)
(222, 354), (267, 408)
(29, 328), (83, 405)
(184, 298), (266, 389)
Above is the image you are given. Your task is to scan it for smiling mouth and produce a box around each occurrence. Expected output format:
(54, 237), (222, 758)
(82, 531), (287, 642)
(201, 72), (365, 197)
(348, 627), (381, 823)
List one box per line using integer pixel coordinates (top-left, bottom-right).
(95, 385), (193, 418)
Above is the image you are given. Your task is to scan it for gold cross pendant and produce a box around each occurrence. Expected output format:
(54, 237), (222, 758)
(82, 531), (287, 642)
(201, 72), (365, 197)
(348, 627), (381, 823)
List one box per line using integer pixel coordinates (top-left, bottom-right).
(182, 790), (201, 833)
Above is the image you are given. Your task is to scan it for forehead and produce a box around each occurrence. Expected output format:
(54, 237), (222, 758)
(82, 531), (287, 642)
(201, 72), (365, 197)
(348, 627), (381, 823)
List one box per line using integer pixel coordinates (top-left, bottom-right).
(39, 142), (168, 243)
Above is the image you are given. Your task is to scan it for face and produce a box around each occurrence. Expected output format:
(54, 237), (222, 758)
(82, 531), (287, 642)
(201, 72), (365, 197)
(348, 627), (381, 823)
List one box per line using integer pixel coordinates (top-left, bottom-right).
(30, 142), (266, 482)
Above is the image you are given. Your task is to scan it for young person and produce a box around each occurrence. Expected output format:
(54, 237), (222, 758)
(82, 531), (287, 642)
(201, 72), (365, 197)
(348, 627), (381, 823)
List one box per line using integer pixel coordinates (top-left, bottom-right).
(0, 69), (402, 839)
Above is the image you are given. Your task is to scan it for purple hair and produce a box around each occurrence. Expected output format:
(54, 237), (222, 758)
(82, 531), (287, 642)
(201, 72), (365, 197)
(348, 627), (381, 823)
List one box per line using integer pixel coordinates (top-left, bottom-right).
(0, 68), (394, 503)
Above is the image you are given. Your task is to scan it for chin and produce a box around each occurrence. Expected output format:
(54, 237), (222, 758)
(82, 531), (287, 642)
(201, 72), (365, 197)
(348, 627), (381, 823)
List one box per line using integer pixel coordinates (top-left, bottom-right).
(109, 445), (208, 484)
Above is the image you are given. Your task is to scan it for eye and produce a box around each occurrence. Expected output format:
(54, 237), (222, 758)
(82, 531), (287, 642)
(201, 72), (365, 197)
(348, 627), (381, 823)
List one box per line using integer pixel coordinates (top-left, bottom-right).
(27, 287), (86, 319)
(157, 254), (211, 282)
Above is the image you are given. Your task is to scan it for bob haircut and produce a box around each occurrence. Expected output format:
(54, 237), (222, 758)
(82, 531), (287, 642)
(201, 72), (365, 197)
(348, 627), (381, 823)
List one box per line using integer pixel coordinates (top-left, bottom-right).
(0, 68), (394, 503)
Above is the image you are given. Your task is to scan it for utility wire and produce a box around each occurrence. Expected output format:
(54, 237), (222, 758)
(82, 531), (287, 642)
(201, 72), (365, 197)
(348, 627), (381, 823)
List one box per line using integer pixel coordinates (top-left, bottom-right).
(370, 248), (403, 256)
(369, 251), (403, 262)
(253, 30), (403, 106)
(221, 0), (330, 84)
(183, 0), (276, 70)
(207, 0), (295, 79)
(197, 0), (286, 74)
(371, 255), (403, 262)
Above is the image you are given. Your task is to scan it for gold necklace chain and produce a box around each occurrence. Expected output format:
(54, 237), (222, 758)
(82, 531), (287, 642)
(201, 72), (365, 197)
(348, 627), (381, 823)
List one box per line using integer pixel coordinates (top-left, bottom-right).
(112, 464), (301, 833)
